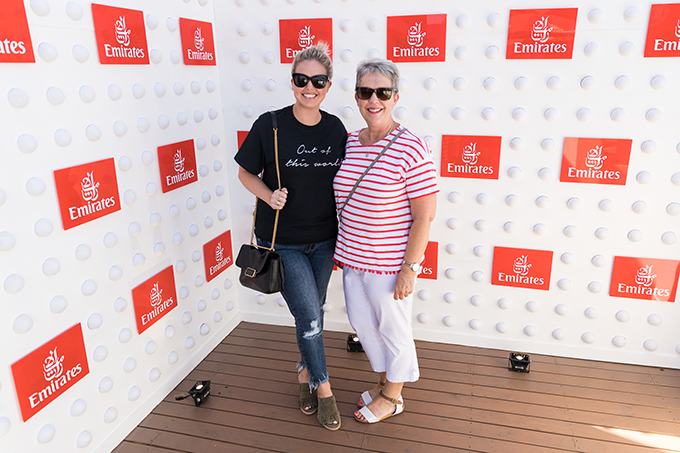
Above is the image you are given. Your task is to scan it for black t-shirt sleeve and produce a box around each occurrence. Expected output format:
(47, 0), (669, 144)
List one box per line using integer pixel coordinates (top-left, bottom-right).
(235, 113), (268, 175)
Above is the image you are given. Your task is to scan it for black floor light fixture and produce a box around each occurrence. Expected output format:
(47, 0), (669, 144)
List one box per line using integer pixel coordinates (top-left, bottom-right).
(508, 352), (531, 372)
(347, 334), (364, 352)
(174, 380), (211, 406)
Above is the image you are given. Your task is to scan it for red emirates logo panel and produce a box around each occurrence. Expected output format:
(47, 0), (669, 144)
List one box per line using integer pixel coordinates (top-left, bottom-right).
(610, 256), (680, 302)
(204, 230), (234, 283)
(279, 18), (333, 63)
(54, 158), (121, 230)
(132, 266), (178, 334)
(179, 18), (216, 66)
(441, 135), (501, 180)
(237, 131), (249, 149)
(11, 324), (90, 422)
(418, 241), (438, 280)
(92, 3), (149, 64)
(0, 0), (35, 63)
(387, 14), (446, 63)
(506, 8), (578, 59)
(158, 139), (198, 193)
(559, 137), (632, 185)
(645, 4), (680, 57)
(491, 247), (553, 291)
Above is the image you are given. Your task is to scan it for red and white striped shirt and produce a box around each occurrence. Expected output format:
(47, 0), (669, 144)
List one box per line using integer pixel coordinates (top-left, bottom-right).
(333, 126), (439, 274)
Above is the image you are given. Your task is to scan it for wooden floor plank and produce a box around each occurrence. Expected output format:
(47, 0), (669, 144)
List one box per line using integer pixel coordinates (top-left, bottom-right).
(205, 345), (679, 411)
(236, 323), (680, 382)
(113, 442), (186, 453)
(171, 369), (679, 452)
(189, 379), (666, 450)
(216, 337), (680, 398)
(176, 368), (680, 437)
(116, 427), (269, 453)
(119, 322), (680, 453)
(196, 348), (680, 428)
(225, 329), (680, 387)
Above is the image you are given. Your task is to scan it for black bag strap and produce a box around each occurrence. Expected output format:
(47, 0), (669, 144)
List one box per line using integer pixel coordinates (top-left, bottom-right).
(338, 127), (406, 219)
(249, 111), (282, 251)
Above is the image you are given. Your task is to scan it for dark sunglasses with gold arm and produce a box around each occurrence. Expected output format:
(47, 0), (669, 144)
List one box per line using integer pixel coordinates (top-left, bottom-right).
(355, 87), (395, 101)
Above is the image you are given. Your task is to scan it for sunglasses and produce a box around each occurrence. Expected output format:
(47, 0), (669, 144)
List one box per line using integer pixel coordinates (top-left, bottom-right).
(355, 87), (394, 101)
(292, 73), (329, 89)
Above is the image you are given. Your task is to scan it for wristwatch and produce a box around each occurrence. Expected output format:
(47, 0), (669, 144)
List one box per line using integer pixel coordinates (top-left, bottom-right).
(402, 260), (421, 273)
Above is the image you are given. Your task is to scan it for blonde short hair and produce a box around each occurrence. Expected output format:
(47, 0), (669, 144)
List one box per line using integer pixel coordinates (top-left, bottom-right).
(291, 42), (333, 79)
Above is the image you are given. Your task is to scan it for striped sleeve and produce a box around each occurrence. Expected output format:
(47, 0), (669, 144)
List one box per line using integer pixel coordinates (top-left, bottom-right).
(404, 134), (439, 200)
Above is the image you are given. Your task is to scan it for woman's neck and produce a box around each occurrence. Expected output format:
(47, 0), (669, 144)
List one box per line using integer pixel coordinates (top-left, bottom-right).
(361, 121), (398, 146)
(292, 103), (322, 126)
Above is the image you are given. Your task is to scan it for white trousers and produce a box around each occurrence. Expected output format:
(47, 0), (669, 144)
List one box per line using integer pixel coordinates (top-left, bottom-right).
(343, 267), (420, 383)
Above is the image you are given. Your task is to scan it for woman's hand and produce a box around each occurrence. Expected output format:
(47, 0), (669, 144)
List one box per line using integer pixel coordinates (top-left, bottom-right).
(268, 188), (288, 210)
(393, 267), (416, 300)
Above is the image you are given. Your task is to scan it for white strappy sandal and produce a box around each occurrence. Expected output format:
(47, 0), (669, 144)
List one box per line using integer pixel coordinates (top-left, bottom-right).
(357, 380), (386, 408)
(354, 391), (404, 423)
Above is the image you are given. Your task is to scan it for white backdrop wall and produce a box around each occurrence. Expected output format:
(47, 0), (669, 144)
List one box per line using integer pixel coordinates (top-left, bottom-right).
(1, 0), (240, 452)
(2, 0), (680, 452)
(220, 0), (680, 373)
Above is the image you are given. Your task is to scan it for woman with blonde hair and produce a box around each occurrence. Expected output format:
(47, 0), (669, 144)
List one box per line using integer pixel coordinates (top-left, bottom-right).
(235, 43), (347, 430)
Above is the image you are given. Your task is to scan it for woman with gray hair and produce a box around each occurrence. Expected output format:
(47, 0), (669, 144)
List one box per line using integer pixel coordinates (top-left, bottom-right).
(235, 43), (346, 430)
(333, 59), (438, 423)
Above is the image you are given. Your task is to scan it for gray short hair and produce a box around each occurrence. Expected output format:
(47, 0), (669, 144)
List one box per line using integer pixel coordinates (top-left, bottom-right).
(355, 59), (400, 92)
(291, 42), (333, 79)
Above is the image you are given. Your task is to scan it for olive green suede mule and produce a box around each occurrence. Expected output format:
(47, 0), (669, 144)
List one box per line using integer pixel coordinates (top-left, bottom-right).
(317, 395), (341, 431)
(299, 383), (318, 415)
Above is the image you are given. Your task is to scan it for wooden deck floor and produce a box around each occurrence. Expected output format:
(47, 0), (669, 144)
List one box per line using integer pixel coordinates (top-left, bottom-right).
(114, 322), (680, 453)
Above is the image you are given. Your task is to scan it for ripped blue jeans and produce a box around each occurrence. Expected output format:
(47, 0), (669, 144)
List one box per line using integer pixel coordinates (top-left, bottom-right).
(258, 237), (335, 389)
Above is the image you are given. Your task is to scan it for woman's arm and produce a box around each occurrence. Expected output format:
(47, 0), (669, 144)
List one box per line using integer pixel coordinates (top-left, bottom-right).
(237, 165), (288, 211)
(393, 193), (437, 300)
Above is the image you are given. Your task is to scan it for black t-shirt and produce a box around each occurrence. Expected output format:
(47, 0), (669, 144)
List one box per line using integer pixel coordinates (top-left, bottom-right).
(235, 106), (347, 244)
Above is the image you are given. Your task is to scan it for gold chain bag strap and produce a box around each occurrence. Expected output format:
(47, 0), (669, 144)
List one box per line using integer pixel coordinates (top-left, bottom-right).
(235, 111), (285, 293)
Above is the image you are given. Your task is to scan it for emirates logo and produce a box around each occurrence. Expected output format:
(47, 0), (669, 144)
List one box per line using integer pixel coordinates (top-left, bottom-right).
(114, 16), (131, 46)
(675, 19), (680, 38)
(407, 22), (426, 47)
(93, 5), (148, 63)
(194, 27), (205, 51)
(461, 142), (480, 165)
(42, 348), (64, 382)
(531, 16), (553, 43)
(493, 247), (551, 290)
(215, 242), (224, 262)
(585, 145), (607, 170)
(134, 266), (177, 332)
(55, 158), (120, 228)
(611, 256), (677, 301)
(513, 255), (532, 276)
(149, 282), (163, 307)
(80, 171), (100, 202)
(635, 265), (657, 287)
(13, 324), (88, 421)
(173, 150), (185, 173)
(297, 26), (315, 48)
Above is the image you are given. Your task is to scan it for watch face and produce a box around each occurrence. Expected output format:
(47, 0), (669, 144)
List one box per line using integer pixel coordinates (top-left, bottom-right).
(403, 261), (420, 272)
